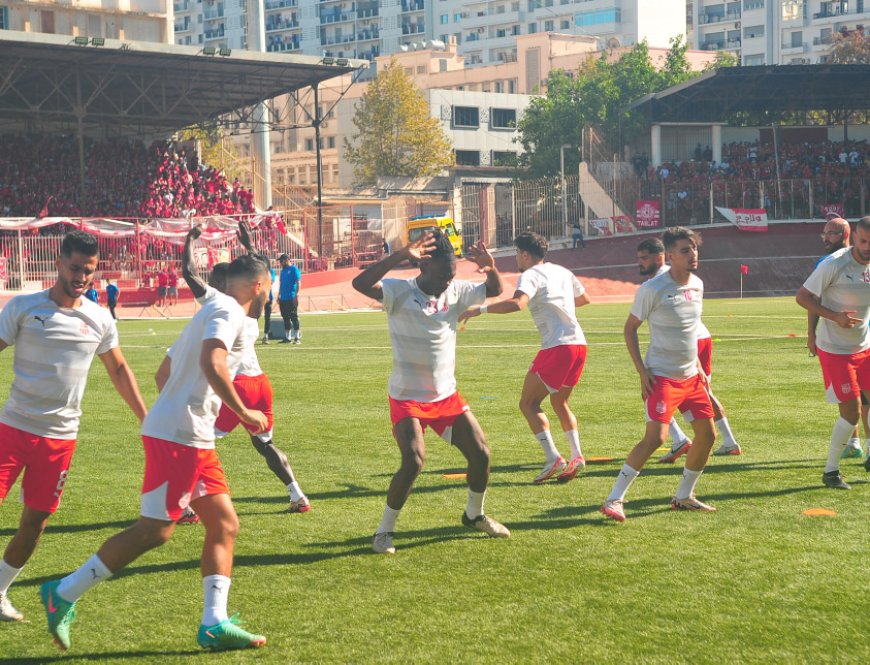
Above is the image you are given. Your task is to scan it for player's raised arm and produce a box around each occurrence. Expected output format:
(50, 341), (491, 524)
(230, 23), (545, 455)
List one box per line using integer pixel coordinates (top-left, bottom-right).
(459, 290), (527, 324)
(98, 347), (148, 423)
(465, 240), (503, 298)
(352, 233), (437, 301)
(182, 225), (207, 300)
(237, 219), (255, 254)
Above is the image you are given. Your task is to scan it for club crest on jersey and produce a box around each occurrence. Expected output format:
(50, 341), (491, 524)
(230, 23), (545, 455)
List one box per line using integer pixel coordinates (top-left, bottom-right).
(655, 401), (667, 414)
(415, 297), (447, 315)
(80, 321), (91, 336)
(841, 383), (853, 394)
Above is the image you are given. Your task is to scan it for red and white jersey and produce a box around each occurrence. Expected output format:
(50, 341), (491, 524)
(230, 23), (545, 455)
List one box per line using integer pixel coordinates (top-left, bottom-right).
(803, 246), (870, 355)
(0, 290), (118, 439)
(652, 264), (710, 340)
(631, 270), (704, 380)
(382, 277), (486, 402)
(234, 318), (264, 378)
(144, 289), (246, 448)
(516, 262), (586, 349)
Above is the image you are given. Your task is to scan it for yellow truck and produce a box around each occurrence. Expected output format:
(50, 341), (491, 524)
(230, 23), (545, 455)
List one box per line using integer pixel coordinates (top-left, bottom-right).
(406, 216), (463, 257)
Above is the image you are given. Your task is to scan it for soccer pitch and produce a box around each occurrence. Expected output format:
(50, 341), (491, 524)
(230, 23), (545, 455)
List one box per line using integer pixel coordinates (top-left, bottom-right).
(1, 296), (869, 663)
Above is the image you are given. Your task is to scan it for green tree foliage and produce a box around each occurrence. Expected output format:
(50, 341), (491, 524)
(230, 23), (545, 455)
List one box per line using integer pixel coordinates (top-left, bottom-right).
(516, 38), (717, 177)
(829, 29), (870, 64)
(702, 50), (740, 72)
(344, 60), (454, 186)
(178, 124), (242, 181)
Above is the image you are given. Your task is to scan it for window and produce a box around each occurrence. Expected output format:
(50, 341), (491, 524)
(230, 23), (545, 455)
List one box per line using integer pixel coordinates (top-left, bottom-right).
(454, 12), (462, 21)
(492, 151), (516, 166)
(439, 58), (447, 71)
(561, 19), (570, 29)
(495, 81), (503, 92)
(440, 13), (448, 23)
(491, 108), (516, 128)
(791, 31), (802, 47)
(305, 138), (314, 151)
(455, 150), (480, 166)
(0, 6), (9, 30)
(743, 24), (764, 38)
(743, 0), (764, 9)
(508, 79), (516, 93)
(327, 136), (336, 148)
(453, 106), (480, 128)
(544, 20), (554, 30)
(742, 53), (764, 65)
(529, 22), (537, 33)
(417, 65), (426, 74)
(575, 8), (620, 27)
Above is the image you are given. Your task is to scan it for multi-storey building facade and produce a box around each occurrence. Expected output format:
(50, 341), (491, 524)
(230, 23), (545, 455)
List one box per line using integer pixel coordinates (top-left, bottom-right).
(693, 0), (869, 65)
(0, 0), (172, 42)
(169, 0), (686, 71)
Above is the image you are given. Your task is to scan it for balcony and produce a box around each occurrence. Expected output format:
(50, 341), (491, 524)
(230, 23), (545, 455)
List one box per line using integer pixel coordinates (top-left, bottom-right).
(173, 0), (191, 11)
(321, 11), (352, 23)
(781, 41), (809, 50)
(813, 34), (835, 45)
(702, 40), (725, 50)
(266, 18), (299, 32)
(174, 22), (190, 32)
(401, 22), (425, 35)
(267, 35), (300, 52)
(264, 0), (297, 8)
(401, 0), (424, 11)
(203, 7), (225, 20)
(204, 27), (225, 39)
(356, 26), (380, 41)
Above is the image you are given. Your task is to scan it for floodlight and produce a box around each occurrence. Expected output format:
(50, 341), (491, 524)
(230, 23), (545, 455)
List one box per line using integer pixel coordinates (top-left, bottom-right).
(74, 36), (89, 46)
(336, 57), (349, 66)
(203, 46), (217, 55)
(219, 47), (232, 56)
(91, 37), (105, 46)
(321, 56), (335, 65)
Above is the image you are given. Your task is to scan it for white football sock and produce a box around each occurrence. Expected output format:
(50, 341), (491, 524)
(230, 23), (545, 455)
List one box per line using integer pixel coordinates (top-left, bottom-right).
(715, 417), (738, 448)
(848, 436), (861, 449)
(565, 429), (582, 459)
(674, 468), (703, 500)
(287, 481), (304, 502)
(669, 418), (690, 448)
(202, 575), (231, 626)
(466, 490), (486, 520)
(376, 505), (400, 534)
(534, 430), (560, 463)
(606, 464), (640, 503)
(0, 560), (22, 595)
(57, 554), (112, 603)
(825, 417), (855, 473)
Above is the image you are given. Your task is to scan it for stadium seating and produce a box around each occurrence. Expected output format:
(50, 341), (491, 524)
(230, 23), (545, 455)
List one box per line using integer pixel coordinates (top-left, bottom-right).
(0, 135), (255, 219)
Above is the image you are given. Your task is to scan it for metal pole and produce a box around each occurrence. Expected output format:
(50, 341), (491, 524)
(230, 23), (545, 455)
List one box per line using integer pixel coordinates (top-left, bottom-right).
(313, 84), (324, 260)
(560, 144), (570, 235)
(772, 123), (782, 219)
(247, 0), (272, 209)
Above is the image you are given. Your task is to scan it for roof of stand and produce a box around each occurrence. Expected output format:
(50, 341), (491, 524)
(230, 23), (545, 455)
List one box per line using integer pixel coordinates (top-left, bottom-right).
(631, 64), (870, 123)
(0, 30), (366, 137)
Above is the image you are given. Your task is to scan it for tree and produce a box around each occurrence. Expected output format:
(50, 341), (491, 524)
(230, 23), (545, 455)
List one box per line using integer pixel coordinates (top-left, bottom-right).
(702, 50), (739, 72)
(344, 60), (454, 186)
(829, 29), (870, 64)
(178, 124), (243, 181)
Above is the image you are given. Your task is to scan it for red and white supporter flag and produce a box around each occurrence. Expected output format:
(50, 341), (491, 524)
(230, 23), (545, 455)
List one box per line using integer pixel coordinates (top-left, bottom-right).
(635, 200), (661, 228)
(716, 207), (768, 232)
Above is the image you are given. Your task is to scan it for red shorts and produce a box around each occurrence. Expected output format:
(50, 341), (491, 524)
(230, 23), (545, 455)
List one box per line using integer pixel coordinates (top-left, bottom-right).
(389, 392), (470, 442)
(530, 344), (588, 393)
(140, 436), (229, 522)
(697, 337), (713, 377)
(645, 374), (714, 424)
(215, 373), (274, 439)
(817, 347), (870, 404)
(0, 423), (75, 513)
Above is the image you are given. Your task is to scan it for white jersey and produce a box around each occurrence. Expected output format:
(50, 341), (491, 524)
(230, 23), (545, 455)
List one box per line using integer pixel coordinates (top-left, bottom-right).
(515, 262), (586, 349)
(803, 247), (870, 355)
(382, 277), (486, 402)
(143, 290), (247, 448)
(652, 264), (710, 340)
(0, 290), (118, 439)
(630, 271), (704, 380)
(194, 286), (262, 378)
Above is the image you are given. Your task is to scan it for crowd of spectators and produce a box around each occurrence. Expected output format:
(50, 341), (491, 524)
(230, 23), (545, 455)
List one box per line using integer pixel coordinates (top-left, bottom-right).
(0, 134), (256, 219)
(639, 139), (870, 223)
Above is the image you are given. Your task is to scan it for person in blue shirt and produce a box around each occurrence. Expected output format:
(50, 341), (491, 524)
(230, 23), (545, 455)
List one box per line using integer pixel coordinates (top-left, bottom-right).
(84, 285), (99, 304)
(105, 279), (120, 320)
(277, 254), (301, 344)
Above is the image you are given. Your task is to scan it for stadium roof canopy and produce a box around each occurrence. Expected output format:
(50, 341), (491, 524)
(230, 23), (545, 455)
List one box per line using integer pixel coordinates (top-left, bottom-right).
(0, 30), (366, 137)
(631, 64), (870, 123)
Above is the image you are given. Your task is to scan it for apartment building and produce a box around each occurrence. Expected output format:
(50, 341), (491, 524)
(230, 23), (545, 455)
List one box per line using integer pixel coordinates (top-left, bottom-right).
(0, 0), (172, 43)
(693, 0), (869, 65)
(170, 0), (685, 70)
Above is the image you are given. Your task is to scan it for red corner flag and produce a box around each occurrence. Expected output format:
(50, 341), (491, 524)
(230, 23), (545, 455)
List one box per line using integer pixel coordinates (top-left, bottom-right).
(740, 264), (749, 275)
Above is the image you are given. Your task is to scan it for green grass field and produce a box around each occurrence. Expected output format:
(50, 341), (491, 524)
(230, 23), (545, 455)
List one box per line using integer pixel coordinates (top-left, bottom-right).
(1, 296), (869, 664)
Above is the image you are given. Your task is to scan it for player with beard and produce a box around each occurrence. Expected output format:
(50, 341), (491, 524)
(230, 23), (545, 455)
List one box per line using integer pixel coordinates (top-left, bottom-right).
(40, 254), (271, 652)
(353, 230), (510, 554)
(635, 238), (742, 463)
(459, 232), (591, 484)
(601, 227), (717, 522)
(0, 231), (146, 624)
(797, 216), (870, 489)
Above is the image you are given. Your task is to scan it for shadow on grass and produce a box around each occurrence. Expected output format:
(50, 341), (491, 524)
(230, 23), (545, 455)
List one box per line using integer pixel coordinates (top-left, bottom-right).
(0, 520), (136, 538)
(0, 650), (202, 664)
